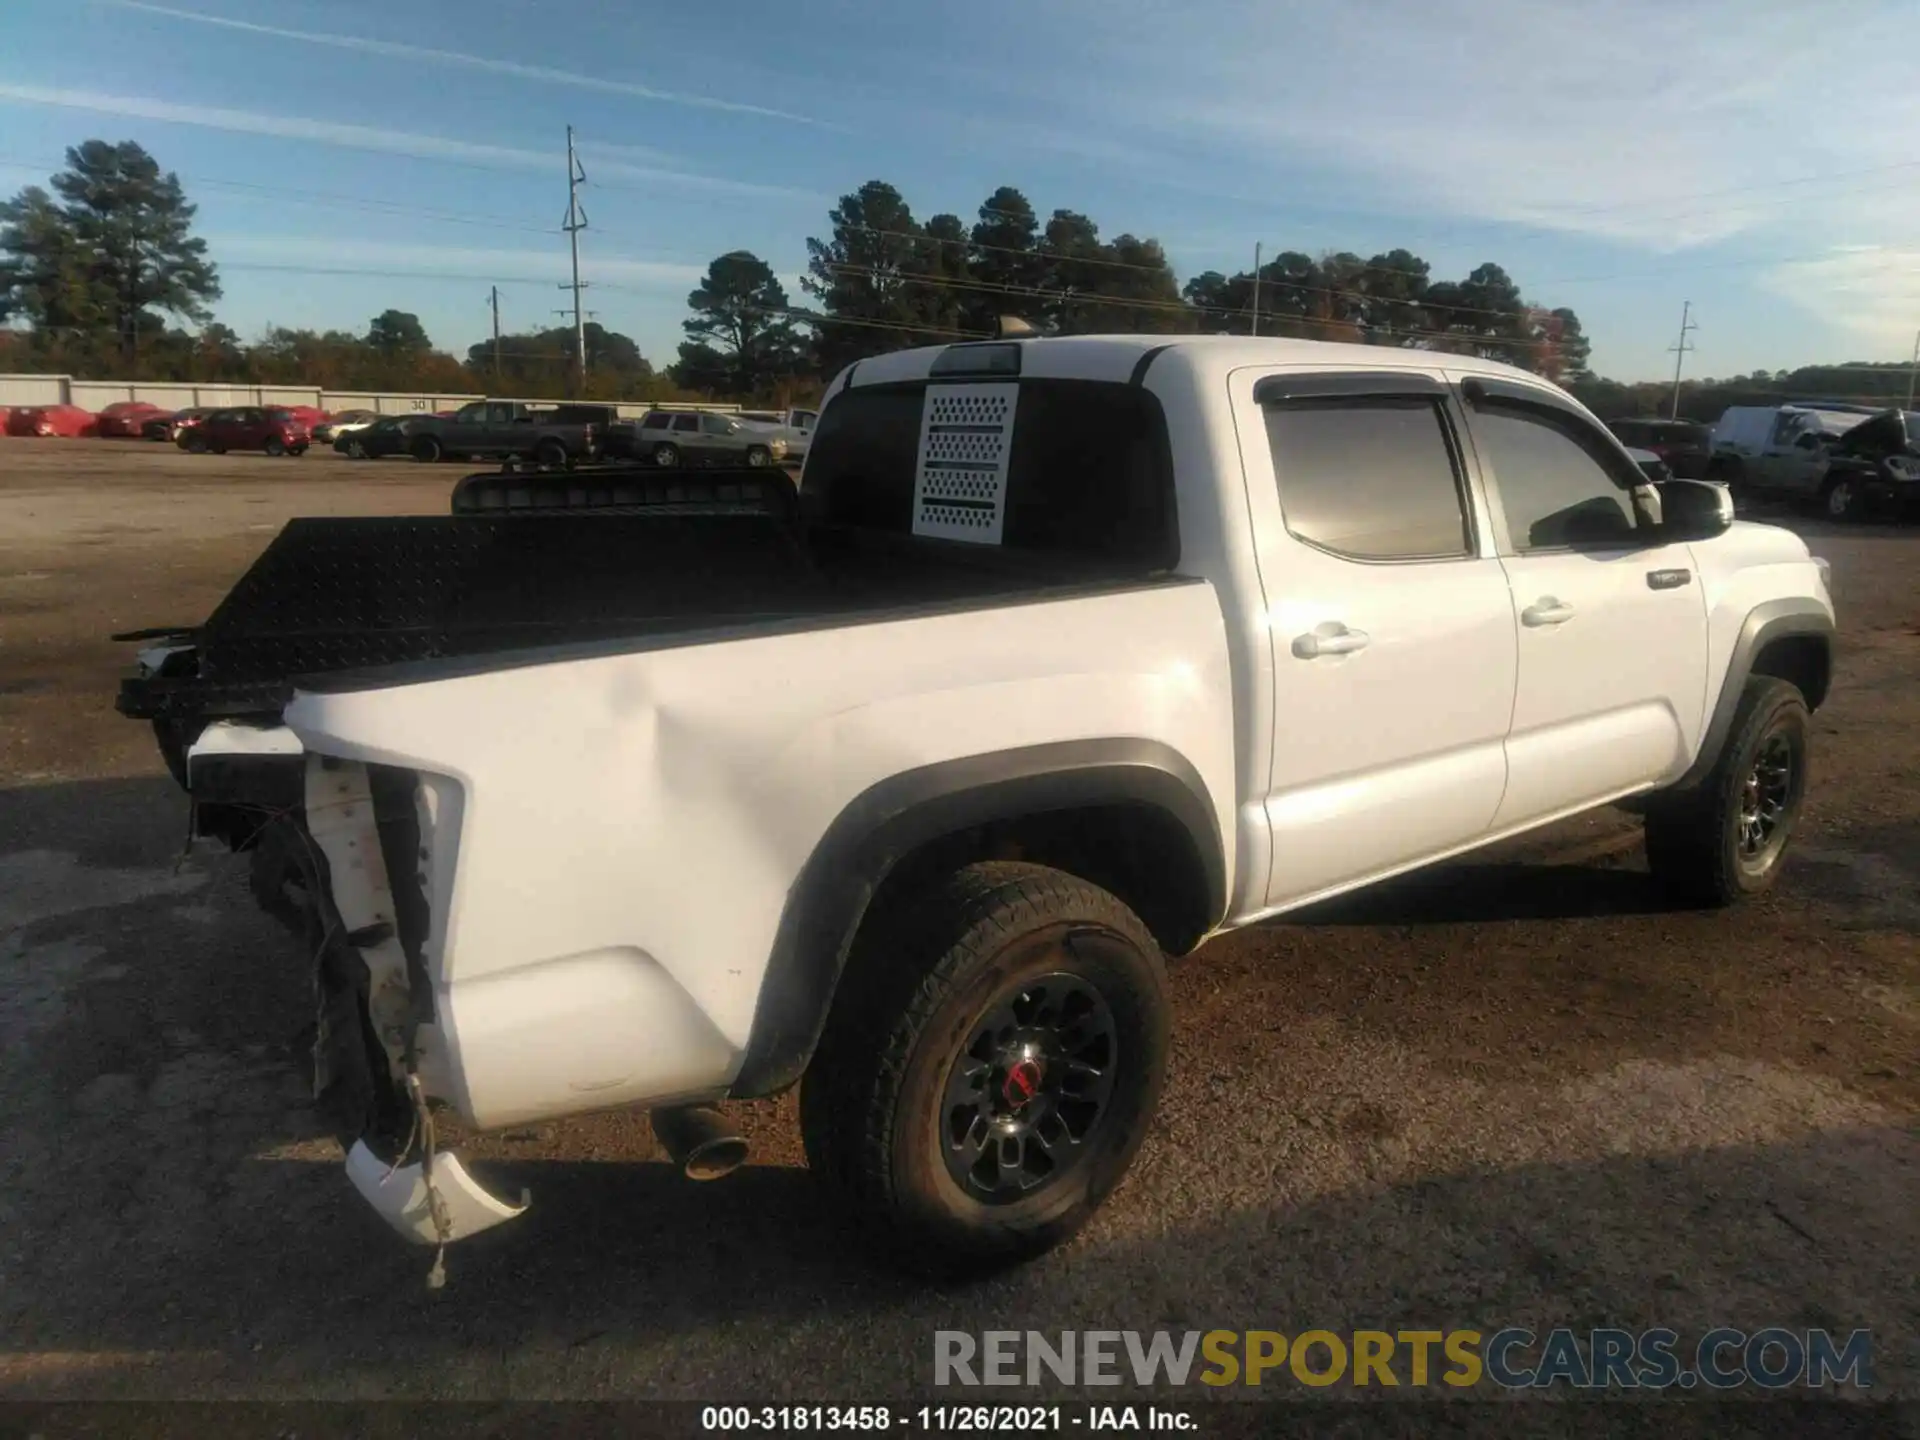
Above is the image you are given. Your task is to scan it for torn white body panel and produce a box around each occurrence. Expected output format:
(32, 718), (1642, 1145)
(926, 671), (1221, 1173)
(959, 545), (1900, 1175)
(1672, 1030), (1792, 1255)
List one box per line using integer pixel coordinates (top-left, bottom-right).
(344, 1139), (528, 1245)
(285, 578), (1240, 1130)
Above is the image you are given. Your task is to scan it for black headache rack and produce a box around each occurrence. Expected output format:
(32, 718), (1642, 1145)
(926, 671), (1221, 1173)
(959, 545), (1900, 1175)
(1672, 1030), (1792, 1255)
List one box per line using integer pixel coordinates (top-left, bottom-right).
(115, 465), (805, 726)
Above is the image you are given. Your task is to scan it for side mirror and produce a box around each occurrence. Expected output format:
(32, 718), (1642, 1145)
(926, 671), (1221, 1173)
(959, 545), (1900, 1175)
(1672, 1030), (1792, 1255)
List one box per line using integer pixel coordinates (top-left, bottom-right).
(1794, 432), (1822, 451)
(1654, 478), (1735, 541)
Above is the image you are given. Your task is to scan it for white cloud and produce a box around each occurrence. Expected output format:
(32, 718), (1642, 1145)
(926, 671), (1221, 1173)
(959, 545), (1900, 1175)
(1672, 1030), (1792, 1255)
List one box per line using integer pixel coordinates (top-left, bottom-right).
(1006, 0), (1920, 252)
(100, 0), (829, 127)
(211, 235), (703, 290)
(1761, 247), (1920, 350)
(0, 84), (811, 199)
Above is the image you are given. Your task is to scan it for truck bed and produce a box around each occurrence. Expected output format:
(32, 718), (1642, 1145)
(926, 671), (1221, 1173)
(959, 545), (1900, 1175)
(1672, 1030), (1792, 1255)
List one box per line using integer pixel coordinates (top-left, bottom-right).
(116, 492), (1176, 729)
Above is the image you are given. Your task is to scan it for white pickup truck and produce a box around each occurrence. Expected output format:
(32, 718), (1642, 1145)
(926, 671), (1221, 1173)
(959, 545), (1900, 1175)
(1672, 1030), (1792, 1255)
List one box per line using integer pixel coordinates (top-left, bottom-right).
(116, 333), (1835, 1280)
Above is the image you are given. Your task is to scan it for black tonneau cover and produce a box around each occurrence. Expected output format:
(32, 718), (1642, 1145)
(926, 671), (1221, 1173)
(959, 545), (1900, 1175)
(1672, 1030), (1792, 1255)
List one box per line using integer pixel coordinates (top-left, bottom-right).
(113, 463), (1170, 727)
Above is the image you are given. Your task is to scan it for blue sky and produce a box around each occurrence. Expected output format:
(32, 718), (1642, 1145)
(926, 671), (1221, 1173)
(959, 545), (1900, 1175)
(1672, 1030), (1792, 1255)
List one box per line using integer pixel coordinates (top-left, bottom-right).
(2, 0), (1915, 381)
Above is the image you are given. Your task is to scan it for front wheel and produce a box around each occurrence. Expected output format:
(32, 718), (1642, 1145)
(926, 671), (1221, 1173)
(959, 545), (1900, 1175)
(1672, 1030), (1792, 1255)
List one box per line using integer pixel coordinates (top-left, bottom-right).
(1821, 474), (1864, 521)
(264, 437), (286, 456)
(744, 445), (771, 468)
(411, 435), (442, 464)
(801, 862), (1170, 1277)
(1645, 676), (1810, 907)
(533, 438), (568, 469)
(346, 439), (366, 459)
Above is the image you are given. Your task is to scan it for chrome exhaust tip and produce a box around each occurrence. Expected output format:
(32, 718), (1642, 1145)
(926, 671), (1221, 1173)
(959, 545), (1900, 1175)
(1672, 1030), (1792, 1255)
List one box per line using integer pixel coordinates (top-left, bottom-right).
(650, 1104), (748, 1181)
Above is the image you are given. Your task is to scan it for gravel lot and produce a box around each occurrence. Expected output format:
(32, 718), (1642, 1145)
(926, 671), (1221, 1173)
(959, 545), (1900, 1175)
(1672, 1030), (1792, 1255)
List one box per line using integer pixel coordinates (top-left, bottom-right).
(1, 438), (1915, 1420)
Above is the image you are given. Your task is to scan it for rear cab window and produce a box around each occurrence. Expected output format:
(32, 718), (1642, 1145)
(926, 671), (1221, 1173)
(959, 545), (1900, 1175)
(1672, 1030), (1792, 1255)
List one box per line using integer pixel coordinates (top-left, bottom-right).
(803, 378), (1177, 569)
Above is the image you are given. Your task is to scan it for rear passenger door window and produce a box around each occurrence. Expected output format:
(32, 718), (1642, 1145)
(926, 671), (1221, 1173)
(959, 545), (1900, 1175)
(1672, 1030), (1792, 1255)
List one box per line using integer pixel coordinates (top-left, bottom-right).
(1262, 395), (1473, 560)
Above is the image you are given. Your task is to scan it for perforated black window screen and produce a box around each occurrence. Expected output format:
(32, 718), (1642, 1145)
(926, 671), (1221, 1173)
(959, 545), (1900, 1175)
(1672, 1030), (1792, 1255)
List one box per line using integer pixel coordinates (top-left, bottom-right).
(805, 380), (1177, 568)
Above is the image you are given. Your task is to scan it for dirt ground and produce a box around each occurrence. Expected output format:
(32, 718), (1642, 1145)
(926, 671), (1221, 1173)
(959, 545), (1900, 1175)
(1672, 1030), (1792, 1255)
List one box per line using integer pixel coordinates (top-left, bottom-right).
(0, 438), (1916, 1420)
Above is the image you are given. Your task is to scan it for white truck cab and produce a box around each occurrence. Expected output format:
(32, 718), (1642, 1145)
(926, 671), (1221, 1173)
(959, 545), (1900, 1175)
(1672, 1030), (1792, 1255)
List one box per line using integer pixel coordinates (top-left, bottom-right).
(117, 334), (1835, 1281)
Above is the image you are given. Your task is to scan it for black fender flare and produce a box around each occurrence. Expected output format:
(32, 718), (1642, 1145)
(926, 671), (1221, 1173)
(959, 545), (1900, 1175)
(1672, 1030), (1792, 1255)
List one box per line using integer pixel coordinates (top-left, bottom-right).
(728, 738), (1226, 1100)
(1671, 598), (1833, 792)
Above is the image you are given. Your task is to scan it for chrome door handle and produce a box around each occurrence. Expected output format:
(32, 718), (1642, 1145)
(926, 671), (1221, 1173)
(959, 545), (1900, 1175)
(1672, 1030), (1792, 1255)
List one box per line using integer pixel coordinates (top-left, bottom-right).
(1521, 598), (1575, 627)
(1292, 624), (1371, 659)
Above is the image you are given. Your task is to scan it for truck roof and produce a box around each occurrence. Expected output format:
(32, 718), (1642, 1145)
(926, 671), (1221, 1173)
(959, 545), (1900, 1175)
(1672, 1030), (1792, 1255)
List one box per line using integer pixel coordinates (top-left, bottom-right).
(842, 333), (1561, 392)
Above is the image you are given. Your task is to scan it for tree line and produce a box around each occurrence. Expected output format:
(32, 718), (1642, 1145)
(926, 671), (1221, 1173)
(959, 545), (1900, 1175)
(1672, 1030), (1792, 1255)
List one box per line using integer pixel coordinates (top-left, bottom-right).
(3, 141), (1908, 422)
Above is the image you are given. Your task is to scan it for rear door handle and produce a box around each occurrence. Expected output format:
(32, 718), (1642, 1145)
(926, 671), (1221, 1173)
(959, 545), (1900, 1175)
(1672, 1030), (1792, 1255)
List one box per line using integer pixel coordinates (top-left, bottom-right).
(1292, 623), (1370, 659)
(1521, 598), (1575, 627)
(1647, 567), (1692, 590)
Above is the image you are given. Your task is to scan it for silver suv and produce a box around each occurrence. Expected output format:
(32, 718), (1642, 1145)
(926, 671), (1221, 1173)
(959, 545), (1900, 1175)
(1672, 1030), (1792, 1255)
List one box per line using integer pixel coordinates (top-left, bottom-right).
(623, 410), (787, 468)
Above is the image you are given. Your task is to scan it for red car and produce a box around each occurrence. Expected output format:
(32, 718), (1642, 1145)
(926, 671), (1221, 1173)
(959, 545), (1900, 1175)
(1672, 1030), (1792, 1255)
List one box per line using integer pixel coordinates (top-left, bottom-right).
(178, 406), (310, 456)
(95, 400), (169, 437)
(6, 404), (96, 437)
(283, 404), (330, 431)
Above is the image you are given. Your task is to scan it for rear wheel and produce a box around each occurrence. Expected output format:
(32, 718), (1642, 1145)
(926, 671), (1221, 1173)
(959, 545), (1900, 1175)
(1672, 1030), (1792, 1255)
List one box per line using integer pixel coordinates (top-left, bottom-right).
(533, 438), (568, 469)
(1645, 676), (1809, 908)
(800, 862), (1170, 1277)
(411, 435), (442, 464)
(652, 442), (680, 468)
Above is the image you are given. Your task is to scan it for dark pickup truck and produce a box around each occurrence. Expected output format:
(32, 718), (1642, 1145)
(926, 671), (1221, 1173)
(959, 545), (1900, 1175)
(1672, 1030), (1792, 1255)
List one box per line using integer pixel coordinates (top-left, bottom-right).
(399, 399), (606, 466)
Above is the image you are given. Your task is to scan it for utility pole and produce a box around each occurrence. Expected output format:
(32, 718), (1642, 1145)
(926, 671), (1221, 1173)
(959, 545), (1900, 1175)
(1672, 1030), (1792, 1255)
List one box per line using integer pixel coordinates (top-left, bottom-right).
(1250, 241), (1262, 337)
(560, 125), (589, 396)
(489, 285), (502, 385)
(1667, 300), (1697, 420)
(1906, 328), (1919, 411)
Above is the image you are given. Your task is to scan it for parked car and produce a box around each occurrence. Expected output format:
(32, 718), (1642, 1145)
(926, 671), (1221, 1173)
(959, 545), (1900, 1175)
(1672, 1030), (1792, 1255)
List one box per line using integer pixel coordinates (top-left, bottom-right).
(6, 404), (96, 437)
(1708, 405), (1871, 499)
(390, 399), (602, 466)
(1622, 446), (1672, 484)
(620, 408), (786, 467)
(334, 415), (411, 459)
(117, 332), (1835, 1279)
(1809, 407), (1920, 521)
(95, 401), (170, 438)
(143, 407), (216, 442)
(1606, 417), (1712, 479)
(312, 409), (381, 445)
(178, 406), (310, 456)
(738, 406), (820, 462)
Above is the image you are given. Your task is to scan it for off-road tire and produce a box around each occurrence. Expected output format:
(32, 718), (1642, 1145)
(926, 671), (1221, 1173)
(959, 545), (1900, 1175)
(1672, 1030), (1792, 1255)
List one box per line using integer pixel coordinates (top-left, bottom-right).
(1644, 676), (1809, 908)
(800, 862), (1170, 1278)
